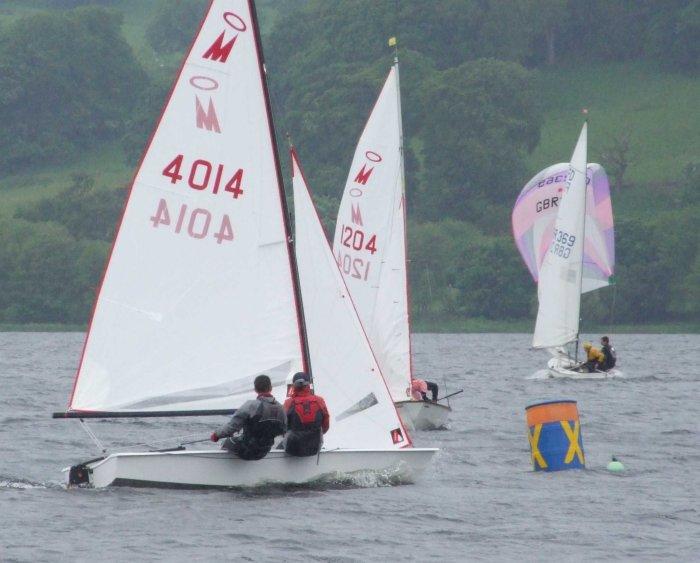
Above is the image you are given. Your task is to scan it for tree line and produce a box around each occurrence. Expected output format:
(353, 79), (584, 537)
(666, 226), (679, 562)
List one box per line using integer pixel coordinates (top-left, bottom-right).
(0, 1), (698, 326)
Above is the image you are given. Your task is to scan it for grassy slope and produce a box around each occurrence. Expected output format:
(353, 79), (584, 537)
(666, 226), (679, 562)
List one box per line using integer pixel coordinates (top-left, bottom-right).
(529, 61), (700, 186)
(0, 1), (285, 220)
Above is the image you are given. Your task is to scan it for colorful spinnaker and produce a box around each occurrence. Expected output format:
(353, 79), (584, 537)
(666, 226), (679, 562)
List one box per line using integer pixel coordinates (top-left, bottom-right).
(513, 162), (615, 294)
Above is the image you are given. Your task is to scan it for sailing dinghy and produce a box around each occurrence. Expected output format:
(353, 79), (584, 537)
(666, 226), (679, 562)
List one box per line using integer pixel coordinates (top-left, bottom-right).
(513, 121), (621, 379)
(53, 0), (435, 488)
(332, 56), (451, 431)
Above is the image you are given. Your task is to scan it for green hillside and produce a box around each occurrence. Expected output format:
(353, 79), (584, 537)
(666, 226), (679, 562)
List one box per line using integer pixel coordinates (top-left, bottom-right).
(0, 1), (697, 329)
(530, 62), (700, 186)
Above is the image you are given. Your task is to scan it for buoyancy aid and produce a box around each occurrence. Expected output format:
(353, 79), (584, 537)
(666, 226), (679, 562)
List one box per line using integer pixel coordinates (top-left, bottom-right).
(237, 400), (285, 460)
(409, 378), (428, 400)
(287, 394), (324, 431)
(601, 344), (617, 369)
(285, 392), (325, 457)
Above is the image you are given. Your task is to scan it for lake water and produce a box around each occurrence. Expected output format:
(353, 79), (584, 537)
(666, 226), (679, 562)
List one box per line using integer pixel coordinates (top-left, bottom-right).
(1, 332), (698, 561)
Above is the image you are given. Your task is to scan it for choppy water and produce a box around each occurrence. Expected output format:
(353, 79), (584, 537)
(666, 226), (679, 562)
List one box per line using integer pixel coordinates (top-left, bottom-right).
(1, 332), (698, 561)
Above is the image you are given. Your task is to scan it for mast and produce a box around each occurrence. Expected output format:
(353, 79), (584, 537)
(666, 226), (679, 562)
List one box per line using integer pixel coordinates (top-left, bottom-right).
(574, 114), (589, 363)
(248, 0), (312, 376)
(392, 38), (415, 382)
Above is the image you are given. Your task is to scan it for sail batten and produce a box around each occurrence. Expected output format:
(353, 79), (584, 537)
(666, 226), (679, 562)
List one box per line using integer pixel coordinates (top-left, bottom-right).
(68, 0), (305, 413)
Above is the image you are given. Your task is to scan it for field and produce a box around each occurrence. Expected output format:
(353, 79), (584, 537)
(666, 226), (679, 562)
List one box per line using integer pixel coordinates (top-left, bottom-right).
(529, 61), (700, 187)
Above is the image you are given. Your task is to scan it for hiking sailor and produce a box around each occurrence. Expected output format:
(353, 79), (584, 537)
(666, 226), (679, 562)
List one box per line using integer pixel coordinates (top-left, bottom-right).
(282, 372), (330, 457)
(580, 342), (605, 373)
(210, 375), (286, 460)
(599, 336), (617, 371)
(409, 378), (439, 402)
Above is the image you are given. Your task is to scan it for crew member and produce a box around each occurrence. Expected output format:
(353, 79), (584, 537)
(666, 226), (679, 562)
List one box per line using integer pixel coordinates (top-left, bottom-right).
(283, 372), (330, 457)
(210, 374), (286, 460)
(409, 378), (439, 402)
(581, 342), (605, 373)
(599, 336), (617, 371)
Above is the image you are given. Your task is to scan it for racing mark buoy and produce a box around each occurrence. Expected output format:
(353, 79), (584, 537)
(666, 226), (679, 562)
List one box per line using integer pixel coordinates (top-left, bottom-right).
(607, 456), (625, 472)
(525, 400), (585, 472)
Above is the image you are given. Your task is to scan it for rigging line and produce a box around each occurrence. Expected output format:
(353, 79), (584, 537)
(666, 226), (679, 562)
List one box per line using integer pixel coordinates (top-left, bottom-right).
(108, 432), (205, 450)
(609, 278), (617, 339)
(79, 419), (107, 455)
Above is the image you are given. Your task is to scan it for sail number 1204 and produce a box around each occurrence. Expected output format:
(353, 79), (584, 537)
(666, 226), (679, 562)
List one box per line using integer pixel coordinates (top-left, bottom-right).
(150, 198), (233, 244)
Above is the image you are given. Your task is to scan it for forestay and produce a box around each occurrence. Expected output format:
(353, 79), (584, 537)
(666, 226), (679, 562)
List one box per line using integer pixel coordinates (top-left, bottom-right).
(68, 0), (304, 413)
(533, 123), (588, 349)
(292, 150), (410, 450)
(513, 163), (614, 293)
(331, 66), (411, 402)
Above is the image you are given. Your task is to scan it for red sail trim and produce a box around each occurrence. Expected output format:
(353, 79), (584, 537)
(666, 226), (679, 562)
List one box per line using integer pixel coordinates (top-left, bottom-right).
(67, 1), (217, 410)
(248, 0), (310, 376)
(291, 148), (413, 447)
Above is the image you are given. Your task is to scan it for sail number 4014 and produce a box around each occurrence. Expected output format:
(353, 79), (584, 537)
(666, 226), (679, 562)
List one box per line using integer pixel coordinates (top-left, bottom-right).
(150, 198), (233, 244)
(162, 154), (244, 199)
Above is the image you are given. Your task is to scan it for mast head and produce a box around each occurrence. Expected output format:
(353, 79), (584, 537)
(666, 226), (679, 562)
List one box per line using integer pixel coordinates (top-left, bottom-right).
(388, 36), (398, 63)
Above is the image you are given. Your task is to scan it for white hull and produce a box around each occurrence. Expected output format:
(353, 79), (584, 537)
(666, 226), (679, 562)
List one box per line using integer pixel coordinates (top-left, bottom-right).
(395, 400), (451, 431)
(547, 357), (622, 380)
(67, 448), (437, 489)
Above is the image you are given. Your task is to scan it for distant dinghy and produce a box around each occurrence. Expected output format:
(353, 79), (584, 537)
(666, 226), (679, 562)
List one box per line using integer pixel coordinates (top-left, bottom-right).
(332, 56), (451, 430)
(513, 122), (621, 379)
(53, 0), (435, 489)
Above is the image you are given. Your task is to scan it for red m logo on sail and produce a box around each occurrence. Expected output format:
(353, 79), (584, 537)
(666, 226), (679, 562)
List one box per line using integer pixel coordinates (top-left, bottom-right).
(203, 31), (237, 63)
(351, 204), (363, 226)
(354, 164), (374, 185)
(195, 97), (221, 133)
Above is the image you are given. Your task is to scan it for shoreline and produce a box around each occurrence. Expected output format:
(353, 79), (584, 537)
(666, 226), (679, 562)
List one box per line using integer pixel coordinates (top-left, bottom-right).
(2, 320), (698, 334)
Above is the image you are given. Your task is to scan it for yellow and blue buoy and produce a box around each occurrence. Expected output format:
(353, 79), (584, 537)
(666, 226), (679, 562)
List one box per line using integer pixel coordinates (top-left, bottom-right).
(525, 400), (585, 472)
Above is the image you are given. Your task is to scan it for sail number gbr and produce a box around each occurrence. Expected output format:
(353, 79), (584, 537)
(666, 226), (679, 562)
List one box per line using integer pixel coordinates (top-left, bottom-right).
(550, 228), (576, 258)
(162, 154), (244, 199)
(150, 198), (234, 244)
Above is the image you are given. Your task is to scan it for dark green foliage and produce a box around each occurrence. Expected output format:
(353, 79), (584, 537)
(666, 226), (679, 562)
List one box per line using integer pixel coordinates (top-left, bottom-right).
(0, 219), (108, 323)
(0, 1), (698, 326)
(146, 0), (208, 54)
(409, 221), (533, 320)
(0, 7), (147, 173)
(416, 58), (541, 222)
(14, 175), (125, 242)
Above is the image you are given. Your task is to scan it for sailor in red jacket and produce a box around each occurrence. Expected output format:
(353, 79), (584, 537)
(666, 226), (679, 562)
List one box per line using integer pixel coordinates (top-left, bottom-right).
(282, 372), (330, 456)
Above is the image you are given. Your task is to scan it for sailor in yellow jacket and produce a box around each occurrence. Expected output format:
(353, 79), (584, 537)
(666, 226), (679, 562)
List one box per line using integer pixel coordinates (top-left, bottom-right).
(580, 341), (605, 372)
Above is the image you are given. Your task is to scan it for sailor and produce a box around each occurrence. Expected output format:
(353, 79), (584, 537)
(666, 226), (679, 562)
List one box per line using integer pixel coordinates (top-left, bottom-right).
(581, 342), (605, 372)
(282, 372), (330, 457)
(409, 378), (439, 402)
(210, 374), (286, 460)
(599, 336), (617, 371)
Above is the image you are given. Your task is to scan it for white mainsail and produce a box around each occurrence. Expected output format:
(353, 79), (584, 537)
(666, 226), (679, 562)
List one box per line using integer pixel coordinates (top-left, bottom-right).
(332, 64), (411, 402)
(68, 0), (304, 413)
(292, 150), (410, 450)
(533, 122), (588, 349)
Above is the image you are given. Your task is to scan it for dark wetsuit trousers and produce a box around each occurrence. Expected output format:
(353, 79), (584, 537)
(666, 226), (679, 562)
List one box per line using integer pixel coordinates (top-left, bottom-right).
(221, 436), (272, 461)
(426, 381), (439, 402)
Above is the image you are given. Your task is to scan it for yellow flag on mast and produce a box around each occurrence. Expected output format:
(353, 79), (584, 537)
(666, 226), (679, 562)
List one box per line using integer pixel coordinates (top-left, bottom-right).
(388, 37), (397, 47)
